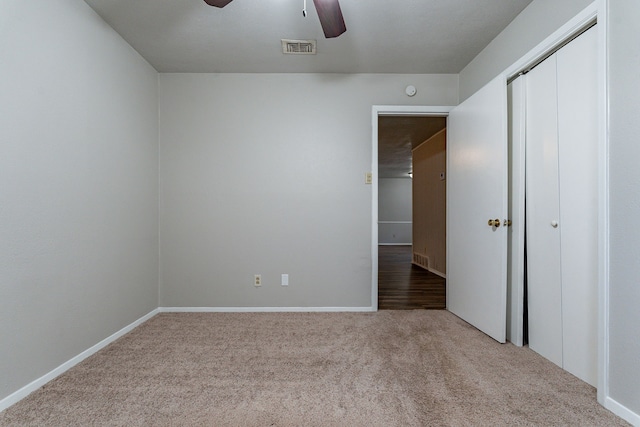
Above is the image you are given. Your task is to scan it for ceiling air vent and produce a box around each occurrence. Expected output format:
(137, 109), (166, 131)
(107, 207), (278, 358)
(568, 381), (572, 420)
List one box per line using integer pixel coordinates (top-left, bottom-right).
(282, 39), (317, 55)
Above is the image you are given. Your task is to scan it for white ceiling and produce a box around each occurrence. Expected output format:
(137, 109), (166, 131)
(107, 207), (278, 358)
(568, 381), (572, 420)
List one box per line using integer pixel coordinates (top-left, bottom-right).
(83, 0), (532, 74)
(82, 0), (531, 177)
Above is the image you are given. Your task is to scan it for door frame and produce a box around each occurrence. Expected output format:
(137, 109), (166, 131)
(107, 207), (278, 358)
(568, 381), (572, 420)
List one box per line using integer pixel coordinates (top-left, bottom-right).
(371, 1), (609, 412)
(371, 106), (453, 310)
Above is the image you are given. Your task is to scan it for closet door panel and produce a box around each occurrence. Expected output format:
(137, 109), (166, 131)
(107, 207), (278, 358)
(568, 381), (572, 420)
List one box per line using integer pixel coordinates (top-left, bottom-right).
(556, 26), (598, 386)
(507, 78), (526, 347)
(525, 55), (563, 368)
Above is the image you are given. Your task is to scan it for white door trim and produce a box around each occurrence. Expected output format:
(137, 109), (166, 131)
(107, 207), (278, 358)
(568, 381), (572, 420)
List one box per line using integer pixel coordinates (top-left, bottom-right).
(503, 3), (598, 80)
(595, 0), (609, 408)
(371, 106), (453, 310)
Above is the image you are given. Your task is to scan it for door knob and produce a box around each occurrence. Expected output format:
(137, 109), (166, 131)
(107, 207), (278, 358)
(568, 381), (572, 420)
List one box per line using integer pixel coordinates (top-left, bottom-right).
(551, 220), (559, 228)
(504, 219), (512, 227)
(488, 219), (501, 227)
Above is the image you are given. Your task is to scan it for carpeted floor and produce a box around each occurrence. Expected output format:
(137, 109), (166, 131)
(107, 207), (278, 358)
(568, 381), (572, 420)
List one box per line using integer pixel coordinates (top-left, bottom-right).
(0, 311), (629, 426)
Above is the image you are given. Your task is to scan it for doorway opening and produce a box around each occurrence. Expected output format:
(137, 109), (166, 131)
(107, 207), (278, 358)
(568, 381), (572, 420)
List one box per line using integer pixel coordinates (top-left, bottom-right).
(374, 111), (449, 310)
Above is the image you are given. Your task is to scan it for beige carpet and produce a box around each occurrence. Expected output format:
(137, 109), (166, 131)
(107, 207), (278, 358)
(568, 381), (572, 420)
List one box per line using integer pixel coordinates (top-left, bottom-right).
(0, 311), (628, 426)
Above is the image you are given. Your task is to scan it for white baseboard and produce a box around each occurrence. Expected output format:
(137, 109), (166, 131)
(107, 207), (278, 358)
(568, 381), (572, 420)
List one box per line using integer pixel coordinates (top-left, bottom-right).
(411, 258), (447, 279)
(427, 267), (447, 279)
(0, 308), (159, 413)
(604, 396), (640, 426)
(159, 306), (376, 313)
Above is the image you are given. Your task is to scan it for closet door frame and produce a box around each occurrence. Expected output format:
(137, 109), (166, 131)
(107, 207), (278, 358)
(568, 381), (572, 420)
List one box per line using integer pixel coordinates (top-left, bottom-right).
(502, 1), (608, 403)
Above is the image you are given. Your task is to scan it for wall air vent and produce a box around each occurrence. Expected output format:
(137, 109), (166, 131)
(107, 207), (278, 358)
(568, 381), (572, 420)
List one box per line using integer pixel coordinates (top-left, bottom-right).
(281, 39), (317, 55)
(412, 252), (430, 271)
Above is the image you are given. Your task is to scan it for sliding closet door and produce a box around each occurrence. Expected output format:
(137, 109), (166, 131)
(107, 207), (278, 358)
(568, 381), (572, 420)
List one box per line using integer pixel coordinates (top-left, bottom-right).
(525, 26), (598, 386)
(556, 26), (598, 386)
(525, 55), (564, 368)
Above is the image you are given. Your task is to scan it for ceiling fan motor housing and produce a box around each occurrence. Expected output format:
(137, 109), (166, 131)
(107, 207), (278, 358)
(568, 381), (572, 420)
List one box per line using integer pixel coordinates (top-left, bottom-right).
(203, 0), (347, 38)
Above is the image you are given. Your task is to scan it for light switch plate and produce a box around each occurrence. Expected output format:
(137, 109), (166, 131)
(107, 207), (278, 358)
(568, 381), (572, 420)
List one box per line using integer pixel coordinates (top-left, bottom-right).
(365, 172), (373, 184)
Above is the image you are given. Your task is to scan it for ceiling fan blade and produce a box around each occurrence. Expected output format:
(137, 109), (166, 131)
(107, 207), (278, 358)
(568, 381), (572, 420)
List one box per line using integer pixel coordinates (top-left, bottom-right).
(313, 0), (347, 38)
(203, 0), (233, 7)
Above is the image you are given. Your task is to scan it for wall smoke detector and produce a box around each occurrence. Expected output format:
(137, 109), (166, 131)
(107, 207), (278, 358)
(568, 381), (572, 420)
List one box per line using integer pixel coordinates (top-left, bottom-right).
(281, 39), (317, 55)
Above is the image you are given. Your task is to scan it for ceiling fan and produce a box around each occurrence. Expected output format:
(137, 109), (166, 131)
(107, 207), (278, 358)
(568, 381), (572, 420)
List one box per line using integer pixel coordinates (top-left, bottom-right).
(203, 0), (347, 38)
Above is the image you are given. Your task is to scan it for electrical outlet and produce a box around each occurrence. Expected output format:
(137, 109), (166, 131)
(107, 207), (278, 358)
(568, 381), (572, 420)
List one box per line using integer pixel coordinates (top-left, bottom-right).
(254, 274), (262, 287)
(365, 172), (373, 184)
(281, 274), (289, 286)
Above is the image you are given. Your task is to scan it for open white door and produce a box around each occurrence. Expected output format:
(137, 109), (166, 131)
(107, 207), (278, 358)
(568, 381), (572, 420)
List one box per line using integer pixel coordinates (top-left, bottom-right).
(447, 75), (508, 343)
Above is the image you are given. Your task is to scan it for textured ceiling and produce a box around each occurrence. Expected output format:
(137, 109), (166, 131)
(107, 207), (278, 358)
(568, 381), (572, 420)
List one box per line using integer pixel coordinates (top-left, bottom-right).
(378, 116), (447, 178)
(83, 0), (532, 74)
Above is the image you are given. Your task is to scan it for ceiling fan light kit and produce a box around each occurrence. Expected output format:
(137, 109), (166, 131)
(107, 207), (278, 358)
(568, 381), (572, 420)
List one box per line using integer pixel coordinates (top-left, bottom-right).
(203, 0), (346, 39)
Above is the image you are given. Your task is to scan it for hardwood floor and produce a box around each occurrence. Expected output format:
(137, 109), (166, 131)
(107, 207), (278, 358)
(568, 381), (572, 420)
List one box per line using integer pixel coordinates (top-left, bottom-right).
(378, 245), (446, 310)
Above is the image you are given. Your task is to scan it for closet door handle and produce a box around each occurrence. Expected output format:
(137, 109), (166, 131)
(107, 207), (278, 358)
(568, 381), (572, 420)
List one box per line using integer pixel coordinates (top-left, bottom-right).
(488, 219), (501, 227)
(551, 220), (559, 228)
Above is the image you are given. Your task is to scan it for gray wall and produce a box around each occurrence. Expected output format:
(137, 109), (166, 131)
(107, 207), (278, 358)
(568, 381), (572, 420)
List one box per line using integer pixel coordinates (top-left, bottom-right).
(459, 0), (592, 101)
(4, 0), (637, 419)
(607, 0), (640, 416)
(378, 178), (412, 244)
(0, 0), (159, 401)
(158, 73), (458, 308)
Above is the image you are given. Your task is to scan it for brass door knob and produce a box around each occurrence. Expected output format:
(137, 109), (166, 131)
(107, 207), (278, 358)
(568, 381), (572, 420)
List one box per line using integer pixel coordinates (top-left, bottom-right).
(504, 219), (512, 227)
(488, 219), (501, 227)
